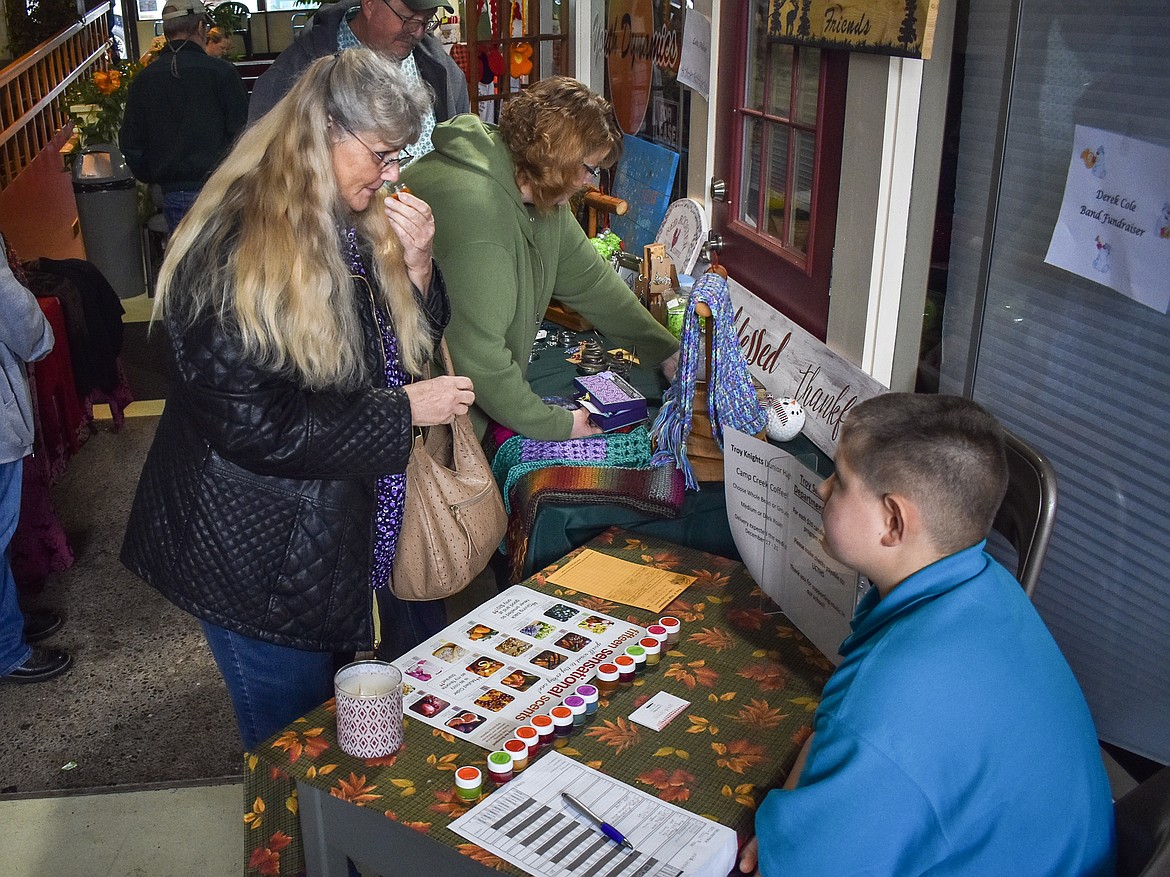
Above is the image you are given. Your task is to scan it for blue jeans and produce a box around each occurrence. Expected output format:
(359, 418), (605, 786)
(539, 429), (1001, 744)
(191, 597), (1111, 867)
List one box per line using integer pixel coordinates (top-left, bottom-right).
(200, 620), (336, 752)
(201, 590), (445, 750)
(162, 190), (200, 232)
(0, 460), (32, 676)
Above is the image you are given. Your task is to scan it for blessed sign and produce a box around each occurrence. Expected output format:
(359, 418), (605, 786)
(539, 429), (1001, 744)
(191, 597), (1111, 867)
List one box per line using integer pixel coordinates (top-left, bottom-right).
(766, 0), (940, 60)
(726, 276), (886, 456)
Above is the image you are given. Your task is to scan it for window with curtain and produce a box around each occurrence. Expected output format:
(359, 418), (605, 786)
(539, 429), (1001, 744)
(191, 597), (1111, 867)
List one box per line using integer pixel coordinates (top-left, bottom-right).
(938, 0), (1170, 762)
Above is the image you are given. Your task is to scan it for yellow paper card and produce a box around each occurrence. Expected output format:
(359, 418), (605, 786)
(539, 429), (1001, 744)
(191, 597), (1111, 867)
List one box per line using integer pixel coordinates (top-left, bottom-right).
(545, 549), (695, 612)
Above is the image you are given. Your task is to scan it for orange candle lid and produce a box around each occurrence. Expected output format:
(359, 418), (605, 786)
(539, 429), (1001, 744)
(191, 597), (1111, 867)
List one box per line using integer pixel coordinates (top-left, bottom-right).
(550, 705), (573, 719)
(455, 766), (482, 786)
(531, 714), (554, 728)
(614, 655), (635, 668)
(515, 725), (539, 740)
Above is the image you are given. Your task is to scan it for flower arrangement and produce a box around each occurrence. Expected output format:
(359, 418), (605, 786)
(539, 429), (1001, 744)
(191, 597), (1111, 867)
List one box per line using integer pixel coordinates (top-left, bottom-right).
(62, 59), (141, 150)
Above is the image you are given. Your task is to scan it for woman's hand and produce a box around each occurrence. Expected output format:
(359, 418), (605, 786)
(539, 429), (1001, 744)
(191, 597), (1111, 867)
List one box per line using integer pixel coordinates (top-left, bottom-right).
(569, 406), (602, 438)
(404, 375), (474, 426)
(384, 190), (434, 292)
(661, 350), (680, 381)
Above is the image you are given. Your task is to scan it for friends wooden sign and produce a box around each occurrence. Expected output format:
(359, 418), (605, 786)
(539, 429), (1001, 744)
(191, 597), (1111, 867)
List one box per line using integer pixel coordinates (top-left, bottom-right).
(767, 0), (939, 60)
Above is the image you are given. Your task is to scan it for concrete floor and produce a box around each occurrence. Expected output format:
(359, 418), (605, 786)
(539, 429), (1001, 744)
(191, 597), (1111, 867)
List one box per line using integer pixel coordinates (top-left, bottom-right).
(0, 782), (244, 876)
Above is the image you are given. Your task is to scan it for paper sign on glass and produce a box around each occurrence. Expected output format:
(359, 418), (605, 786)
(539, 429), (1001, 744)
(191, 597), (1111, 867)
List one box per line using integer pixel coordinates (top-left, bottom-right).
(1045, 125), (1170, 313)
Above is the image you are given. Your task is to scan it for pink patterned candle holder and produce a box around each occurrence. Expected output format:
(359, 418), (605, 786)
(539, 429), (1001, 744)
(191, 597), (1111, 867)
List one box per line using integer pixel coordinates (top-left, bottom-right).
(334, 660), (404, 759)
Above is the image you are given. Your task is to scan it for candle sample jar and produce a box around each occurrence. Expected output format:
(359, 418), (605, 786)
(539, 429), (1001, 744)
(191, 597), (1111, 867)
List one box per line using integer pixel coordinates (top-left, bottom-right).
(504, 738), (529, 772)
(550, 705), (574, 737)
(564, 695), (587, 726)
(639, 637), (662, 666)
(658, 616), (681, 645)
(531, 713), (555, 746)
(596, 663), (620, 695)
(574, 684), (599, 714)
(614, 654), (636, 686)
(646, 624), (669, 645)
(455, 766), (483, 802)
(487, 750), (514, 784)
(514, 725), (540, 758)
(333, 660), (403, 758)
(625, 644), (647, 673)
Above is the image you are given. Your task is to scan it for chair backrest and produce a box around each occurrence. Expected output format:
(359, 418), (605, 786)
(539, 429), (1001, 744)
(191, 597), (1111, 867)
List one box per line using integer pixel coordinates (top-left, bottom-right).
(992, 429), (1058, 599)
(1115, 766), (1170, 876)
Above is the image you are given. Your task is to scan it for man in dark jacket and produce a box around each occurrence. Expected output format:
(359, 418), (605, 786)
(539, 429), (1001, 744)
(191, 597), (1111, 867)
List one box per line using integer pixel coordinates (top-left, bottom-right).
(248, 0), (468, 158)
(119, 0), (248, 231)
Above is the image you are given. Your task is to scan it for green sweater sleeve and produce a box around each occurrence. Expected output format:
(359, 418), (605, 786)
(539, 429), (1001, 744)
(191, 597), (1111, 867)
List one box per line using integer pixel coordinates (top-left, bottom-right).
(441, 240), (575, 441)
(548, 213), (679, 367)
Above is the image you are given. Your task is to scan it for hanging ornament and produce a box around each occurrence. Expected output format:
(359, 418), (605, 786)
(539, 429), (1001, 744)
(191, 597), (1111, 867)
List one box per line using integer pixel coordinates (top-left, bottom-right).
(764, 395), (806, 442)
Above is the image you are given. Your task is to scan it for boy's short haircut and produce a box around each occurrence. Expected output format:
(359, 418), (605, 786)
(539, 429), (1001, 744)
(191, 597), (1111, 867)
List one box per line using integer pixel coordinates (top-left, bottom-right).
(841, 393), (1009, 555)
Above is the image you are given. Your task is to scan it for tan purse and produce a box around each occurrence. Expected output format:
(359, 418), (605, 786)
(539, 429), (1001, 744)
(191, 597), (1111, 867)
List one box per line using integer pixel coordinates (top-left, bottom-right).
(389, 340), (507, 601)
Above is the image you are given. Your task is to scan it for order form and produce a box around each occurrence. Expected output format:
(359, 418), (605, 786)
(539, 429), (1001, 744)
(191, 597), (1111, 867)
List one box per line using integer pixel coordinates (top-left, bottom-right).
(449, 752), (737, 877)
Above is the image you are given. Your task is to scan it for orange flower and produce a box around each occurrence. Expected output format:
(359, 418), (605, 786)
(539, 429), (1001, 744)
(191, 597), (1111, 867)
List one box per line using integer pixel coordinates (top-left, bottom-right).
(509, 41), (533, 77)
(93, 70), (121, 95)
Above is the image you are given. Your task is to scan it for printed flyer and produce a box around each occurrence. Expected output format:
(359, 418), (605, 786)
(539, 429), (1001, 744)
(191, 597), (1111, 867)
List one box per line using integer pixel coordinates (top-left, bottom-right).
(1045, 125), (1170, 312)
(723, 428), (865, 662)
(392, 586), (645, 750)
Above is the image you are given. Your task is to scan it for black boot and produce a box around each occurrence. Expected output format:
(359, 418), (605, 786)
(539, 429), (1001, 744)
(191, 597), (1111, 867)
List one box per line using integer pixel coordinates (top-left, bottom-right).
(4, 648), (72, 683)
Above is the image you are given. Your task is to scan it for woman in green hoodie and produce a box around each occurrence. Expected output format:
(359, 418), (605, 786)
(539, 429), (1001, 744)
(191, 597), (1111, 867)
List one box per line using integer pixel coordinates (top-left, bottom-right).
(403, 77), (679, 441)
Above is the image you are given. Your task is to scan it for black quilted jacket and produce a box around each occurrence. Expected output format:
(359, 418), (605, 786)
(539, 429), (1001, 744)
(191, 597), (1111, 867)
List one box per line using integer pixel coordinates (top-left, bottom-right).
(121, 268), (449, 652)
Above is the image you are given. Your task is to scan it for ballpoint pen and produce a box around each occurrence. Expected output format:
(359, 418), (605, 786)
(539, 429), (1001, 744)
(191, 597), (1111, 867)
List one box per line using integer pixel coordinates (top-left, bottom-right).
(561, 792), (635, 852)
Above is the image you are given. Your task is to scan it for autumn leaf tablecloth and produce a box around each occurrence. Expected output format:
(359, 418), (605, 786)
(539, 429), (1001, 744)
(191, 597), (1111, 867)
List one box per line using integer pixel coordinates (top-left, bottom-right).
(243, 527), (833, 876)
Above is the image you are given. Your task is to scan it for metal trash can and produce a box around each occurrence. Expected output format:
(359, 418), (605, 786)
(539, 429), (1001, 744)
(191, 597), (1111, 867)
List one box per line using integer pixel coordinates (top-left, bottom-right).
(72, 142), (145, 299)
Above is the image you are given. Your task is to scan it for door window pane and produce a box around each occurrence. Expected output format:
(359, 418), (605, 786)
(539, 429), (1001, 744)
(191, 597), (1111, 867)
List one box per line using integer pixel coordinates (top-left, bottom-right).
(765, 123), (791, 240)
(794, 47), (820, 125)
(740, 116), (763, 228)
(791, 129), (815, 252)
(767, 42), (795, 118)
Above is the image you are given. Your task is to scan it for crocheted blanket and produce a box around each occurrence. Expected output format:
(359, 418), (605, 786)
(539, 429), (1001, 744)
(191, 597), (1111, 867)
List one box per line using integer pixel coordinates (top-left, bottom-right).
(502, 464), (686, 583)
(490, 427), (654, 514)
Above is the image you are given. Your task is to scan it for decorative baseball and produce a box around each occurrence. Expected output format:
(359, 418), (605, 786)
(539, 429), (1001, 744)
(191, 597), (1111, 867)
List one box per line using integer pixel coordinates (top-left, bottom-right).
(765, 395), (806, 442)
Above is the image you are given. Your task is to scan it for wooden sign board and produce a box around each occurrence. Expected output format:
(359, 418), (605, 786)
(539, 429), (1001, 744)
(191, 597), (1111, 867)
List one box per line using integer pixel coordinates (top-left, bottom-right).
(726, 277), (887, 457)
(766, 0), (940, 60)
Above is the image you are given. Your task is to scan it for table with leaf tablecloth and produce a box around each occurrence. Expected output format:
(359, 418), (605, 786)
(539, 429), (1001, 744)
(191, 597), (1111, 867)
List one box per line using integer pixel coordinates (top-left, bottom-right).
(242, 528), (833, 876)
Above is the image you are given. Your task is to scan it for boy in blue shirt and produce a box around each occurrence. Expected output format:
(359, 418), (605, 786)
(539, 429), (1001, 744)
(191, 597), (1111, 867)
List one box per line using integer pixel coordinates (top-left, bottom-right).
(739, 393), (1115, 876)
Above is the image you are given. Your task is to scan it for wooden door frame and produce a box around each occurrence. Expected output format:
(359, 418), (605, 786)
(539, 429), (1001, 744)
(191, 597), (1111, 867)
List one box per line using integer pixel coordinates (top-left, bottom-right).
(711, 0), (848, 340)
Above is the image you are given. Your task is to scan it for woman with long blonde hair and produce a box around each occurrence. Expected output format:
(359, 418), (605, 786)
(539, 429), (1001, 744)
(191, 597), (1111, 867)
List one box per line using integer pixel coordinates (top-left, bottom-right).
(122, 48), (474, 750)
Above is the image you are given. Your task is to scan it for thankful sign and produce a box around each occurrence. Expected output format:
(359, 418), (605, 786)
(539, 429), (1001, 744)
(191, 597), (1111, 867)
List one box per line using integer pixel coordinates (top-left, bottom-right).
(726, 277), (886, 456)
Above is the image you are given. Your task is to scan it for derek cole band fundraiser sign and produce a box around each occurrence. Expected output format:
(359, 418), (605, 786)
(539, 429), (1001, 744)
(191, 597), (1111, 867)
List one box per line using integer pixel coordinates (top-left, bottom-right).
(1045, 125), (1170, 313)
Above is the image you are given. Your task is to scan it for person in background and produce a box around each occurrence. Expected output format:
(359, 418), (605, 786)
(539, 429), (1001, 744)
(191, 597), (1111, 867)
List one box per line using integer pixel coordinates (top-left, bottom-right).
(248, 0), (467, 161)
(1, 237), (71, 684)
(119, 0), (248, 232)
(403, 77), (680, 440)
(738, 393), (1115, 876)
(120, 49), (473, 750)
(204, 26), (231, 58)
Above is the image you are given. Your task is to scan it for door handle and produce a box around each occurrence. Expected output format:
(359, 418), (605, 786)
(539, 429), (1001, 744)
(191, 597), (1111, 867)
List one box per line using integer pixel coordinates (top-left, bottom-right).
(701, 231), (724, 263)
(710, 178), (727, 202)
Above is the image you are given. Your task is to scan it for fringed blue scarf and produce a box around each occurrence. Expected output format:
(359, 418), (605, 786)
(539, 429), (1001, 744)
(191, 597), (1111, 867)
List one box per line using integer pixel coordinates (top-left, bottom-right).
(649, 271), (767, 490)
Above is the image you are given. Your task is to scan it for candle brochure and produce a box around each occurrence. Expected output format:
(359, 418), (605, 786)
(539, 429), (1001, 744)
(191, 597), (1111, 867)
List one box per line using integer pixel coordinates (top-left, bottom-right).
(392, 586), (644, 750)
